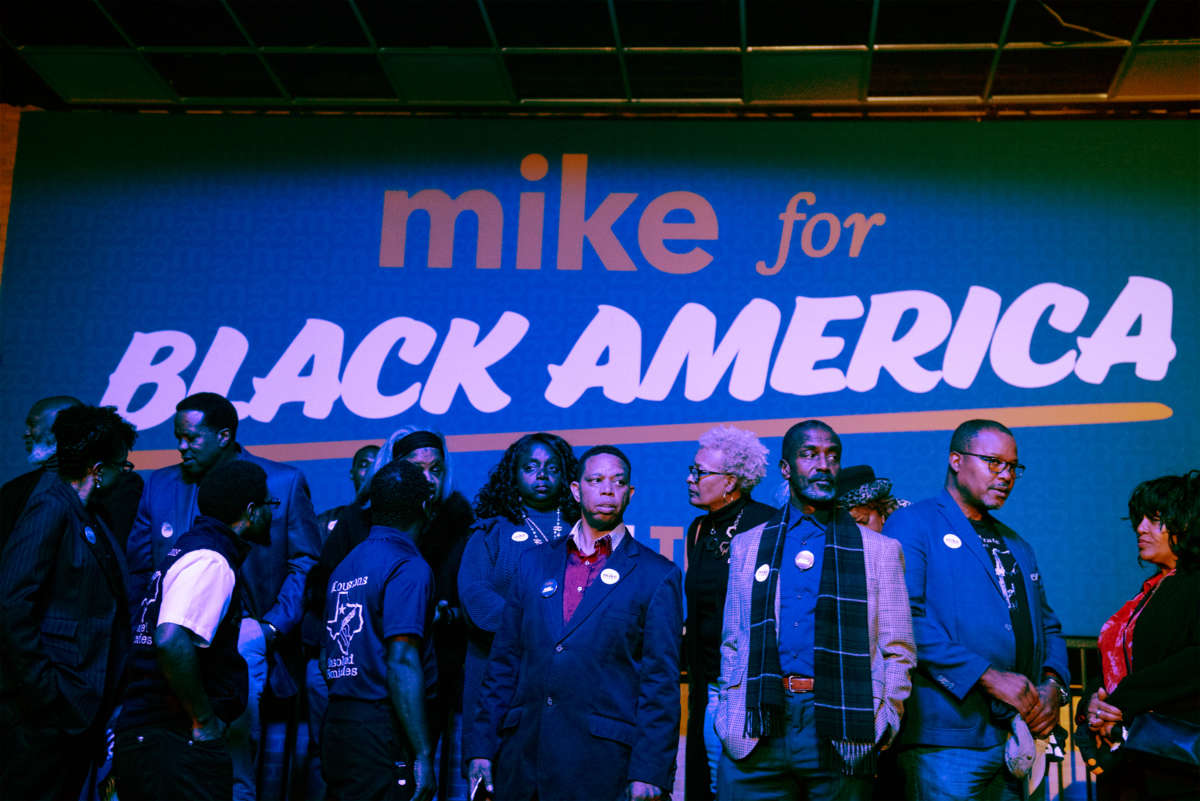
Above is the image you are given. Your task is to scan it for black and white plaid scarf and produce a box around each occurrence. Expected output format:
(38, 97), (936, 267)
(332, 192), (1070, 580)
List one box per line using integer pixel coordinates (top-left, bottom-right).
(745, 504), (876, 774)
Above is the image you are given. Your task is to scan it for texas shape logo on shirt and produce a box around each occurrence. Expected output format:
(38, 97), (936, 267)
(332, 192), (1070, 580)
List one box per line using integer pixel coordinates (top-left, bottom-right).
(326, 590), (364, 656)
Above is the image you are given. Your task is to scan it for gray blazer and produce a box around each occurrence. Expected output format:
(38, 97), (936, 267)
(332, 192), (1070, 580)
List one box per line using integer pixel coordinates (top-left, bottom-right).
(715, 517), (916, 761)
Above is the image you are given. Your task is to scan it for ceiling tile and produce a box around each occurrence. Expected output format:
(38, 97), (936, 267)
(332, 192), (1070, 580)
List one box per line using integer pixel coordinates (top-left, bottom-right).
(1006, 0), (1146, 44)
(746, 0), (872, 46)
(266, 53), (395, 98)
(615, 0), (739, 47)
(381, 53), (512, 103)
(354, 0), (492, 47)
(484, 0), (613, 47)
(101, 0), (247, 47)
(992, 46), (1125, 95)
(745, 50), (865, 101)
(626, 53), (741, 98)
(875, 0), (1009, 44)
(504, 52), (624, 98)
(226, 0), (367, 47)
(869, 49), (993, 96)
(0, 1), (125, 46)
(1140, 0), (1200, 42)
(22, 50), (174, 101)
(1115, 45), (1200, 97)
(148, 52), (282, 98)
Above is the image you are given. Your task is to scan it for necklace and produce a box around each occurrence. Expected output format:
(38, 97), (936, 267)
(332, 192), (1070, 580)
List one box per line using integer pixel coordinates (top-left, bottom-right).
(524, 508), (563, 545)
(702, 506), (744, 561)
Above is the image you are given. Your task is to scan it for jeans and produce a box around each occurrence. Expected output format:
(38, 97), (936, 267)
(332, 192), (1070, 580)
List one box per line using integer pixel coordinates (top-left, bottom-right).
(114, 725), (234, 801)
(704, 683), (722, 797)
(717, 693), (872, 801)
(306, 656), (330, 799)
(229, 618), (268, 801)
(898, 743), (1044, 801)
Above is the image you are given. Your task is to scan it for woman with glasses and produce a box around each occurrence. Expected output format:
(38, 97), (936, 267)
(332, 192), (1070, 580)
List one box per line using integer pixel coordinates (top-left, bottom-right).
(1080, 471), (1200, 800)
(458, 434), (579, 778)
(683, 425), (775, 801)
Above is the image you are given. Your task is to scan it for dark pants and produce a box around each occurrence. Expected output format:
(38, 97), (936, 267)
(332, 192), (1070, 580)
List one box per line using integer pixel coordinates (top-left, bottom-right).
(323, 697), (417, 801)
(1098, 749), (1200, 801)
(717, 694), (872, 801)
(113, 725), (233, 801)
(0, 701), (100, 801)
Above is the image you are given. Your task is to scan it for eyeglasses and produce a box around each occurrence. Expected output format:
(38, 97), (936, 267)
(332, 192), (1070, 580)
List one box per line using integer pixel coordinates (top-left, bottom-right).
(110, 460), (135, 473)
(956, 452), (1025, 479)
(687, 465), (728, 482)
(256, 498), (281, 509)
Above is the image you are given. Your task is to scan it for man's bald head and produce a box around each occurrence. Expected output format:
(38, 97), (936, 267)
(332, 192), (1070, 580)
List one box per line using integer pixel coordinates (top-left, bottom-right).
(24, 395), (83, 463)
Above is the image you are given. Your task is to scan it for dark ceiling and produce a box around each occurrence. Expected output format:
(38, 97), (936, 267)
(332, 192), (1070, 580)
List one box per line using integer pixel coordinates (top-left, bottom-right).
(1, 0), (1197, 117)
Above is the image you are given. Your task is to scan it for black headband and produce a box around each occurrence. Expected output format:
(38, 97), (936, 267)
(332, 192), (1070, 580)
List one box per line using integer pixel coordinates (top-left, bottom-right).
(393, 431), (444, 459)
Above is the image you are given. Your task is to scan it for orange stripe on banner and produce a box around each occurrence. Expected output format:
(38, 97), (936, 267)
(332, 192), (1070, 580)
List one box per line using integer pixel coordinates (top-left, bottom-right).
(128, 401), (1172, 471)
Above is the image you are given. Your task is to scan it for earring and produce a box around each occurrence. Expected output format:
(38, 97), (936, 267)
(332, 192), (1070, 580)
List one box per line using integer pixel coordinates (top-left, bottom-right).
(95, 474), (103, 490)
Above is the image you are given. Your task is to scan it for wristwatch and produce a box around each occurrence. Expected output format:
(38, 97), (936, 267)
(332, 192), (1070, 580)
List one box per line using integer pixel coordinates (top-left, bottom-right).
(1045, 674), (1069, 706)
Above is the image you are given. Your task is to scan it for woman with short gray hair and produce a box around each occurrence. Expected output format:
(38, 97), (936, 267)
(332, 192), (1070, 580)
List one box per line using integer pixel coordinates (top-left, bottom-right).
(683, 425), (777, 801)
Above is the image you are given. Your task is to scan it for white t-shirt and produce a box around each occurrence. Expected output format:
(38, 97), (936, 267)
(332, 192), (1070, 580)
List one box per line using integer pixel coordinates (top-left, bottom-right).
(158, 549), (236, 647)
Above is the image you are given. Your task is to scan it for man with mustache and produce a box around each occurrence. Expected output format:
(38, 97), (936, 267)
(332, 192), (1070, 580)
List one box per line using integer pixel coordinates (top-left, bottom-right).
(884, 420), (1069, 801)
(468, 445), (683, 801)
(715, 420), (915, 800)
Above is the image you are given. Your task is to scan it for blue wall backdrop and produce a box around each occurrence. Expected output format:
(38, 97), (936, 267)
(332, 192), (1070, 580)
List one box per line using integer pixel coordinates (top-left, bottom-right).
(1, 113), (1196, 635)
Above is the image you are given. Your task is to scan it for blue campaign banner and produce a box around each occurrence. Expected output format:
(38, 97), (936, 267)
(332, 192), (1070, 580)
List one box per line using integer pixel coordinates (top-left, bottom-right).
(0, 112), (1196, 635)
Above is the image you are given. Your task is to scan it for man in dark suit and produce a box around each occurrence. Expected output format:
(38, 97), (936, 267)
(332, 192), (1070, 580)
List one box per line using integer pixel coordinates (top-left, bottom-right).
(468, 445), (683, 801)
(125, 392), (321, 801)
(2, 395), (144, 550)
(0, 405), (138, 799)
(884, 420), (1069, 801)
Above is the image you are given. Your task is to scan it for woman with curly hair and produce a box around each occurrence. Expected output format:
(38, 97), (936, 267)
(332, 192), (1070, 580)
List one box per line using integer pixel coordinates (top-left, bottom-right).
(683, 425), (777, 801)
(1082, 470), (1200, 800)
(458, 433), (579, 774)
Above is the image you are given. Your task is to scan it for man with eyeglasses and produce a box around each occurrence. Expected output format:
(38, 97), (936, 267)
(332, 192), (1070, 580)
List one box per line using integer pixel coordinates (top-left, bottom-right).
(884, 419), (1069, 801)
(125, 392), (320, 801)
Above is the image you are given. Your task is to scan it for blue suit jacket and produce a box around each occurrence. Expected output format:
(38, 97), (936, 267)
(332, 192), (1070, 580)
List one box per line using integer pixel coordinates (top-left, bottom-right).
(126, 447), (319, 639)
(884, 491), (1068, 748)
(470, 532), (683, 801)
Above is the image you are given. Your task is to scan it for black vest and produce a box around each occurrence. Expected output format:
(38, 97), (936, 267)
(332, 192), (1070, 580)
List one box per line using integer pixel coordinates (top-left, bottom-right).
(117, 515), (249, 732)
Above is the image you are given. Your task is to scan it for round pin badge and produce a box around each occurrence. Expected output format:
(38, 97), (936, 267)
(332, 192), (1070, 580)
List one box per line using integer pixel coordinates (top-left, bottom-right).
(161, 522), (174, 539)
(541, 579), (558, 597)
(794, 549), (815, 570)
(943, 533), (963, 549)
(512, 530), (529, 543)
(83, 526), (96, 545)
(600, 568), (620, 585)
(754, 563), (770, 583)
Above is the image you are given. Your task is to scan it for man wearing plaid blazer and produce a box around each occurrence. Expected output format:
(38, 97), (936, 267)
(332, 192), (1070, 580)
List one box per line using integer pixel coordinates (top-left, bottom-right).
(714, 420), (916, 800)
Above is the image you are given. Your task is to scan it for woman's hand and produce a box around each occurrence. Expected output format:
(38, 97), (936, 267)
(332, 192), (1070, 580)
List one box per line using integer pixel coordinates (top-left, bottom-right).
(1086, 687), (1123, 736)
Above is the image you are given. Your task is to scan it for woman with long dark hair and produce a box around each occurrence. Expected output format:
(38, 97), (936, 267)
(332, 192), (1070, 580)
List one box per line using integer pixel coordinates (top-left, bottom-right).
(458, 433), (579, 777)
(1082, 471), (1200, 800)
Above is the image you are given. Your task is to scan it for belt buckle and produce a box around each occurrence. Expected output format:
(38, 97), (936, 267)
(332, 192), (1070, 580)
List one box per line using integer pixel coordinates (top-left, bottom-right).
(783, 675), (813, 694)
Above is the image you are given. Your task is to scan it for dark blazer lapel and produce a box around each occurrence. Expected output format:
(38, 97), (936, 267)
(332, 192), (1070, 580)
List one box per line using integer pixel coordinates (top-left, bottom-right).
(560, 535), (641, 641)
(540, 541), (571, 640)
(936, 493), (1005, 602)
(58, 482), (125, 604)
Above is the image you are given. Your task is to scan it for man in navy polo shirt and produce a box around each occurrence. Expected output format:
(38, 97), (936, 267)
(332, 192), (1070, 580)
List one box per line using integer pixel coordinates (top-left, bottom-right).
(322, 459), (438, 801)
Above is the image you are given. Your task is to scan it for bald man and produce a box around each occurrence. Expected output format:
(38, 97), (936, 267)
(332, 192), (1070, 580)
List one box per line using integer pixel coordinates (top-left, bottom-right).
(2, 396), (144, 551)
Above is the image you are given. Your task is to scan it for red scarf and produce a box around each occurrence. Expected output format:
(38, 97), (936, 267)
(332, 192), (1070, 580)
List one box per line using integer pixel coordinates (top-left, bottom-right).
(1097, 569), (1173, 693)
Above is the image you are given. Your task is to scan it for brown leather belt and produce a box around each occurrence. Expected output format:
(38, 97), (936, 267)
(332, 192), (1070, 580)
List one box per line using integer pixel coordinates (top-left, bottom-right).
(782, 675), (814, 693)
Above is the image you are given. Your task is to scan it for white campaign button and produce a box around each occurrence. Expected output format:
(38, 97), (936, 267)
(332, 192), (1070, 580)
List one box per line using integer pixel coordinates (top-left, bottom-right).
(600, 568), (620, 585)
(754, 564), (770, 583)
(794, 549), (815, 570)
(161, 522), (174, 538)
(512, 530), (529, 543)
(943, 533), (962, 549)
